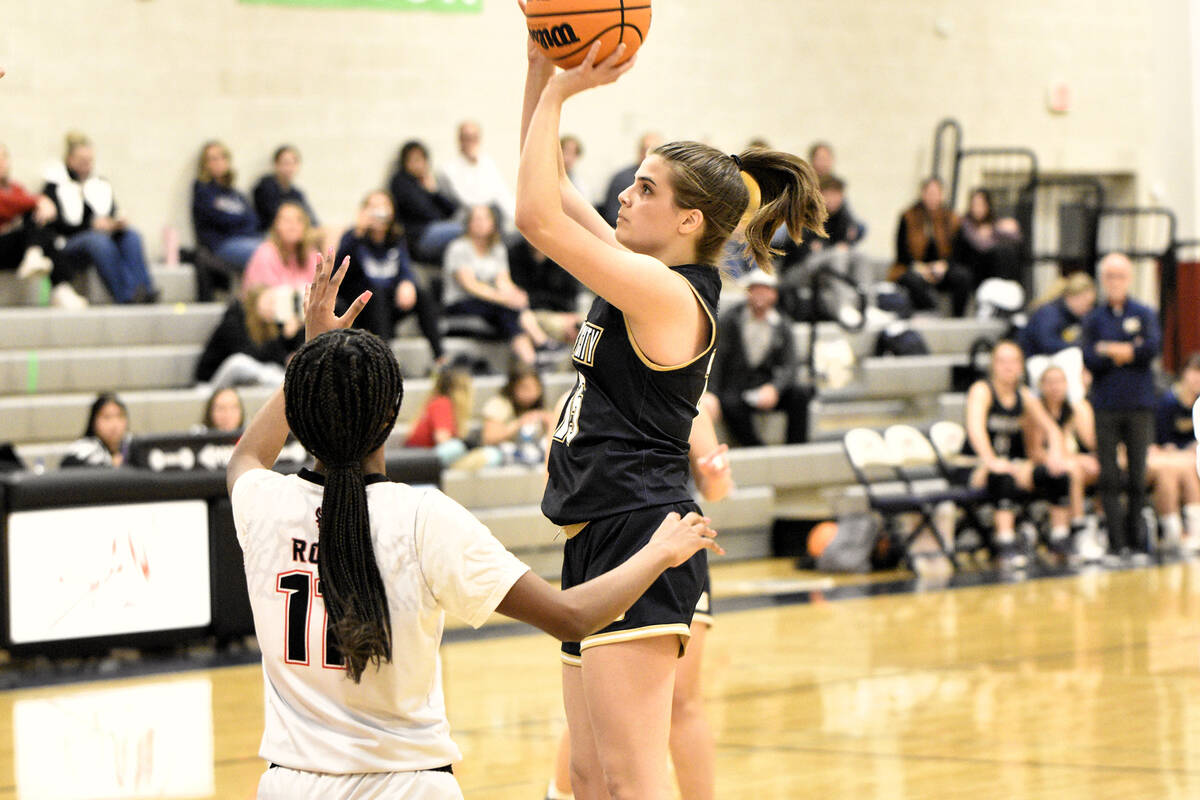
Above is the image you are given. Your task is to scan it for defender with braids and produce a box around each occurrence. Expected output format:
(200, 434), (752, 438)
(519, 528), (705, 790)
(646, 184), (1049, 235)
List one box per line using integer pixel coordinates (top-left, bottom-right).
(515, 26), (827, 800)
(227, 251), (722, 799)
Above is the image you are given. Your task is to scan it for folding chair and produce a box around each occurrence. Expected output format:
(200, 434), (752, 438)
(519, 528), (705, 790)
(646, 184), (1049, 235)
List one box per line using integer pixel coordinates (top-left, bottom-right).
(842, 427), (957, 567)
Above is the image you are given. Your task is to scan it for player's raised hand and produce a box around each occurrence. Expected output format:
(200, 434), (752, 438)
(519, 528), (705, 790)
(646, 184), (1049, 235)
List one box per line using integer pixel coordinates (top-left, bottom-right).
(650, 511), (723, 567)
(550, 41), (636, 99)
(517, 0), (553, 69)
(304, 248), (370, 342)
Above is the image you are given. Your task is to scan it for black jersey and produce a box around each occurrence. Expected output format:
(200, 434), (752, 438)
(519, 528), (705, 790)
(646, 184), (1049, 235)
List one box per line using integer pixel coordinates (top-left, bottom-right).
(541, 264), (720, 526)
(1049, 401), (1091, 454)
(966, 381), (1026, 459)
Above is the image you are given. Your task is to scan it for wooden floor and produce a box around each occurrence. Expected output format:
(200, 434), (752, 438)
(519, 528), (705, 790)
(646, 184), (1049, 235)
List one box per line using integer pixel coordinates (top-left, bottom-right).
(2, 560), (1200, 799)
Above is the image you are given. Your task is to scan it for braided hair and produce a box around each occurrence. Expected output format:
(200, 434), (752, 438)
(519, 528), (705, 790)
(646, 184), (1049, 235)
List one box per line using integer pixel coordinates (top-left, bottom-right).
(284, 328), (404, 682)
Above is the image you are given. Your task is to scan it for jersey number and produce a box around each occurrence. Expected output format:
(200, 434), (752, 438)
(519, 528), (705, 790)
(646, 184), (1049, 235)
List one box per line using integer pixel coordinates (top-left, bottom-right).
(552, 375), (587, 445)
(276, 570), (345, 669)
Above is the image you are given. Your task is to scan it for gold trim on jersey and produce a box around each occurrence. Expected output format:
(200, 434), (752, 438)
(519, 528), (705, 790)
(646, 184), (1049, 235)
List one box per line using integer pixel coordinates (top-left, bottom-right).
(560, 652), (583, 667)
(623, 276), (718, 371)
(559, 521), (589, 539)
(579, 623), (692, 652)
(692, 612), (714, 628)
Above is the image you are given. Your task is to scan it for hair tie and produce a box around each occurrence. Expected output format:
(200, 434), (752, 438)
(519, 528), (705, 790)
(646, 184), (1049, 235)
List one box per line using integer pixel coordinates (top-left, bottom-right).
(729, 153), (743, 170)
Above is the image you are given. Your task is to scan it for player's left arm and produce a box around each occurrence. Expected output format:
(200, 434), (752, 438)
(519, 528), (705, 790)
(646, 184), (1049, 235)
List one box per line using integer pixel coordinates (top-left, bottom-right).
(226, 249), (370, 493)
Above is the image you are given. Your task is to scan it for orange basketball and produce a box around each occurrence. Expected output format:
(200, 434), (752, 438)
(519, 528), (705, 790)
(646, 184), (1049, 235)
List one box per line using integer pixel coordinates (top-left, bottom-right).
(525, 0), (651, 69)
(808, 521), (838, 558)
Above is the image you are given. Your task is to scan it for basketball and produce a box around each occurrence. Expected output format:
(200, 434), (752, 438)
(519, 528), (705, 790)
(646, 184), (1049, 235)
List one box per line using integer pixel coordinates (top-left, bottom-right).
(525, 0), (651, 69)
(807, 520), (838, 558)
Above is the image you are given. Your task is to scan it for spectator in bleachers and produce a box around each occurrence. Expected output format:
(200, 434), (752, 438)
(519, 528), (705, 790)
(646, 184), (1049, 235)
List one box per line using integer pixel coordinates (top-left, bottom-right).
(1081, 253), (1161, 559)
(389, 140), (462, 264)
(479, 364), (554, 465)
(252, 145), (318, 234)
(965, 340), (1072, 566)
(1149, 353), (1200, 552)
(506, 236), (583, 344)
(192, 140), (262, 269)
(893, 177), (971, 317)
(1034, 365), (1100, 556)
(442, 204), (558, 367)
(60, 392), (131, 469)
(441, 121), (515, 225)
(560, 134), (592, 204)
(600, 131), (663, 226)
(1019, 272), (1096, 356)
(243, 201), (319, 293)
(808, 141), (834, 178)
(708, 269), (813, 447)
(953, 188), (1024, 288)
(44, 132), (157, 304)
(404, 368), (474, 465)
(778, 175), (870, 307)
(335, 190), (443, 361)
(202, 386), (244, 432)
(0, 142), (59, 288)
(194, 285), (303, 388)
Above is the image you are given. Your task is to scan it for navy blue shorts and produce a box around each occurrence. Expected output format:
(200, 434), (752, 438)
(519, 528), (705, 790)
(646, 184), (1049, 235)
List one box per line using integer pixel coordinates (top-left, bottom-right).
(559, 501), (707, 665)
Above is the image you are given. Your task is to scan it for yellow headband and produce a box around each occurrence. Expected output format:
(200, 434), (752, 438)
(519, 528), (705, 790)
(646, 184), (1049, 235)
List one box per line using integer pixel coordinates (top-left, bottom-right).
(740, 170), (762, 226)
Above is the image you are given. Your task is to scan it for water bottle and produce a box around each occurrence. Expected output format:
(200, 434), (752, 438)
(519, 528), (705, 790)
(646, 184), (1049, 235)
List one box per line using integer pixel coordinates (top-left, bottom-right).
(162, 225), (180, 268)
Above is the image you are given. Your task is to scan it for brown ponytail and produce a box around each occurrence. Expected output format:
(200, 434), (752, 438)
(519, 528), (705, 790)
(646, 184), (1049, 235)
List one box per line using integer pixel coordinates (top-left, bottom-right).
(737, 147), (827, 270)
(655, 142), (827, 271)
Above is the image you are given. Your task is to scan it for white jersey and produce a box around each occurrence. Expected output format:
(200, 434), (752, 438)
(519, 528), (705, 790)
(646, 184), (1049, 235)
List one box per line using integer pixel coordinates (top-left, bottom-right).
(231, 468), (529, 774)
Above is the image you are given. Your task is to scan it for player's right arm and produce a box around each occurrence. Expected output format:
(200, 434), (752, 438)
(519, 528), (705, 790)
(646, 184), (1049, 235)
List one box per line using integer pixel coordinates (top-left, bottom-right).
(495, 511), (723, 641)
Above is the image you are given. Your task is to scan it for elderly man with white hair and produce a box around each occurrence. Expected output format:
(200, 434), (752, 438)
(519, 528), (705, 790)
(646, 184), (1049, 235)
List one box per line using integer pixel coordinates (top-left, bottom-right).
(1081, 253), (1162, 560)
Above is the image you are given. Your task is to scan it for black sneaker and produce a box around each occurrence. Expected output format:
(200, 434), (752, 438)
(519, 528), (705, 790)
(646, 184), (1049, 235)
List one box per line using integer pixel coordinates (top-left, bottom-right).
(994, 539), (1028, 570)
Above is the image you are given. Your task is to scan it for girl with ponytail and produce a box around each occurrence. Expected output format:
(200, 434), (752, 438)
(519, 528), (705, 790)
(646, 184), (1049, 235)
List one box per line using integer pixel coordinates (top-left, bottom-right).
(515, 12), (826, 798)
(227, 250), (721, 798)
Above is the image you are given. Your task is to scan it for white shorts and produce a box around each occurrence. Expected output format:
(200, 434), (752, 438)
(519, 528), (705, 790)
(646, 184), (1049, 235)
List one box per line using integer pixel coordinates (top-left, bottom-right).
(257, 765), (463, 800)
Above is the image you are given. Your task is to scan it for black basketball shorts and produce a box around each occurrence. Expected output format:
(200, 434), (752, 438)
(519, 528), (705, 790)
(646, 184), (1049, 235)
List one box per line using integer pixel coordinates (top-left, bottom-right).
(560, 501), (708, 666)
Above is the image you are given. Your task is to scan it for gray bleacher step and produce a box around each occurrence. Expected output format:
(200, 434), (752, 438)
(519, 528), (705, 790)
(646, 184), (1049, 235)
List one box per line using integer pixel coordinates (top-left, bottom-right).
(0, 303), (225, 350)
(0, 273), (47, 306)
(0, 344), (200, 394)
(87, 264), (197, 305)
(0, 369), (580, 444)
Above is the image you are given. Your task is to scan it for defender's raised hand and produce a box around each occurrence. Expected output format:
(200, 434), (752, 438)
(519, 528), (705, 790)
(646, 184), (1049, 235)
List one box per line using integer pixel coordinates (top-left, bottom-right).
(304, 249), (371, 342)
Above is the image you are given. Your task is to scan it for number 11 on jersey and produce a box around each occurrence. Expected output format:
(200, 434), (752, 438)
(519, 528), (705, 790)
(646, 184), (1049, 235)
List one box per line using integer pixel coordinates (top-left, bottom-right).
(277, 570), (346, 670)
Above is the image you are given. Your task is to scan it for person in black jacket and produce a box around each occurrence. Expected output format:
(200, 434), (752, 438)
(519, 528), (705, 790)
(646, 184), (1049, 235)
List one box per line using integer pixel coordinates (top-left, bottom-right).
(707, 269), (813, 446)
(192, 140), (262, 268)
(389, 140), (462, 264)
(252, 144), (319, 233)
(194, 285), (303, 388)
(335, 190), (443, 361)
(507, 236), (583, 343)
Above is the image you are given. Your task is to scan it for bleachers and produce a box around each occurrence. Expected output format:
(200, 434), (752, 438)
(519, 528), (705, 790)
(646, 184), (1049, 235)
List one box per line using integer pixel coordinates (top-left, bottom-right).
(0, 261), (1010, 573)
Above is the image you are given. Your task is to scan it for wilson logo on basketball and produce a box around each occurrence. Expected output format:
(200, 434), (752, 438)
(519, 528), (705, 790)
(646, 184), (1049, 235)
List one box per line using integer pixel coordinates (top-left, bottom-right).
(529, 22), (581, 50)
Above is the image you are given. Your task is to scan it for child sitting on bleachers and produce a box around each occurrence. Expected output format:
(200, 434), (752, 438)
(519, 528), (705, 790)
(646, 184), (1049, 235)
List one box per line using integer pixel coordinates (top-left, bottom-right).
(404, 368), (474, 466)
(60, 393), (131, 469)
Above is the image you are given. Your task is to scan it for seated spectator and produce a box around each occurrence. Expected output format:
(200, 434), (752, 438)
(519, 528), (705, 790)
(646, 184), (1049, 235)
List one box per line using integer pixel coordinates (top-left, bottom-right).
(44, 132), (157, 304)
(404, 368), (474, 465)
(479, 364), (554, 465)
(194, 285), (303, 388)
(243, 201), (319, 293)
(778, 175), (868, 320)
(202, 386), (244, 432)
(0, 142), (61, 291)
(707, 269), (813, 447)
(1020, 272), (1097, 357)
(441, 121), (515, 226)
(1034, 365), (1101, 558)
(808, 141), (834, 178)
(507, 236), (583, 344)
(252, 145), (319, 234)
(335, 190), (443, 361)
(389, 139), (462, 264)
(1149, 353), (1200, 552)
(560, 134), (593, 204)
(1081, 253), (1161, 559)
(964, 340), (1072, 567)
(953, 188), (1024, 288)
(61, 393), (131, 468)
(192, 140), (261, 269)
(443, 205), (558, 367)
(601, 131), (663, 226)
(893, 177), (971, 316)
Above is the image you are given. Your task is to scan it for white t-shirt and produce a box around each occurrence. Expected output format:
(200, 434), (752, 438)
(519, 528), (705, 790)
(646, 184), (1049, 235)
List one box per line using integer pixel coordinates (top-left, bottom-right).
(442, 238), (509, 307)
(440, 153), (515, 223)
(231, 468), (529, 774)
